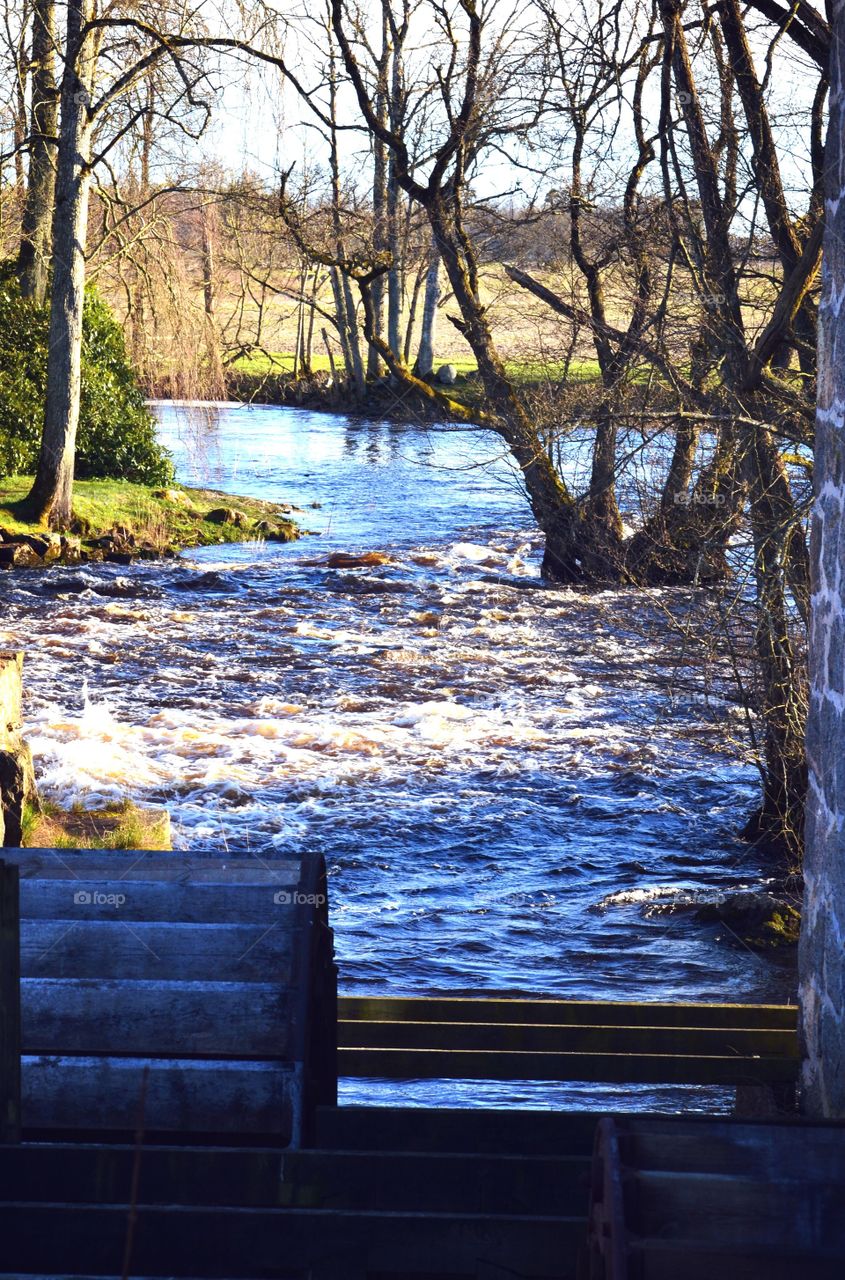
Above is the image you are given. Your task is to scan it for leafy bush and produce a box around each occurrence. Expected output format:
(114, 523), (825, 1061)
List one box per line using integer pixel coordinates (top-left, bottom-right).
(0, 263), (174, 485)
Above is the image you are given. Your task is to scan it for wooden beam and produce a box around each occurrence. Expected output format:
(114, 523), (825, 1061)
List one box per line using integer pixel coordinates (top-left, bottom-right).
(338, 996), (797, 1030)
(338, 1046), (799, 1086)
(21, 979), (292, 1057)
(21, 1055), (296, 1135)
(19, 919), (296, 982)
(338, 1019), (798, 1059)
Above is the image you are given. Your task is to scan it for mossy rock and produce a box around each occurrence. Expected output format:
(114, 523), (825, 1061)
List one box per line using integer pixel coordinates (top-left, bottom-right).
(696, 891), (801, 948)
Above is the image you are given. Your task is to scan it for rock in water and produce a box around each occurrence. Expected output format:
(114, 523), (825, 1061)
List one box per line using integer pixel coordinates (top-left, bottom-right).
(436, 363), (458, 385)
(696, 890), (801, 948)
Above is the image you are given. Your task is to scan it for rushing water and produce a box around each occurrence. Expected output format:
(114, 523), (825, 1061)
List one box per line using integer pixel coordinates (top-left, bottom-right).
(1, 403), (797, 1111)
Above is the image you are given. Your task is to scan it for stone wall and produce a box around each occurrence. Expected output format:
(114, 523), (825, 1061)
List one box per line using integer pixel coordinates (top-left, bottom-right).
(799, 3), (845, 1118)
(0, 652), (35, 847)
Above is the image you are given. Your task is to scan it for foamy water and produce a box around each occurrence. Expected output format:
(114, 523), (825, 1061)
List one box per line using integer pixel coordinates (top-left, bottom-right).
(0, 404), (796, 1109)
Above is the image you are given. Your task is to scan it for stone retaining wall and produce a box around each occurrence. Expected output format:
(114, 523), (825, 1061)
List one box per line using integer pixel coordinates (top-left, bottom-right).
(0, 652), (36, 846)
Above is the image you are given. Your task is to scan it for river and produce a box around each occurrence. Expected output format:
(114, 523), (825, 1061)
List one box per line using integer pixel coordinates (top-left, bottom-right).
(1, 403), (797, 1111)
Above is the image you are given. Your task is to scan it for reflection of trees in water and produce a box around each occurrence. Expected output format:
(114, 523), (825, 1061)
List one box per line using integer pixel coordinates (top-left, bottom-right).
(155, 401), (226, 487)
(343, 418), (410, 465)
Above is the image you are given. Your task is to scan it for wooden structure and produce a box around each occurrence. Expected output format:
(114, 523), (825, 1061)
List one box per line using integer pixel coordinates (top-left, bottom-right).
(338, 994), (799, 1090)
(584, 1114), (845, 1279)
(0, 860), (20, 1142)
(2, 847), (336, 1144)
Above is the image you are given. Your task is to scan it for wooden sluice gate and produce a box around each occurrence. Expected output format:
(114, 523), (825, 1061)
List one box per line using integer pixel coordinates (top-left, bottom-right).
(1, 846), (841, 1278)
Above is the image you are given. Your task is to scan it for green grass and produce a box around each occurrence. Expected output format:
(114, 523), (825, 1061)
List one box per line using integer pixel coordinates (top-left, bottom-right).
(0, 477), (299, 547)
(228, 350), (604, 386)
(27, 798), (172, 851)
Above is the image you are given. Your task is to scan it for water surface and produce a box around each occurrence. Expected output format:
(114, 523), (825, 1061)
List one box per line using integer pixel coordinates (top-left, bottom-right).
(1, 403), (796, 1109)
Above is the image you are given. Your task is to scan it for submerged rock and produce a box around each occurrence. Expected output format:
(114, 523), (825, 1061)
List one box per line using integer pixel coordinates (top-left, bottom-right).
(695, 890), (800, 948)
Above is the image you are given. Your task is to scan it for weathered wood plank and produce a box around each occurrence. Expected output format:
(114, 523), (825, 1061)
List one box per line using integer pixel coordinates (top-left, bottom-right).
(19, 881), (301, 924)
(7, 854), (302, 883)
(338, 995), (798, 1030)
(314, 1104), (608, 1155)
(633, 1169), (845, 1251)
(0, 1203), (582, 1279)
(0, 1143), (590, 1216)
(338, 1019), (798, 1058)
(622, 1118), (845, 1181)
(632, 1240), (845, 1280)
(338, 1046), (799, 1086)
(21, 979), (291, 1057)
(21, 1056), (295, 1135)
(20, 920), (295, 982)
(0, 861), (21, 1142)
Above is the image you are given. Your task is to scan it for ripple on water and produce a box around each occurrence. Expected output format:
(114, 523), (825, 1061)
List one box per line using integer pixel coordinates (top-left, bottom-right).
(1, 405), (796, 1111)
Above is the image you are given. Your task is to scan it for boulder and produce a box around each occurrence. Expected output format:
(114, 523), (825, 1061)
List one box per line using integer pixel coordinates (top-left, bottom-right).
(696, 890), (801, 948)
(0, 741), (36, 846)
(154, 488), (194, 508)
(206, 507), (250, 528)
(436, 363), (458, 385)
(0, 542), (42, 569)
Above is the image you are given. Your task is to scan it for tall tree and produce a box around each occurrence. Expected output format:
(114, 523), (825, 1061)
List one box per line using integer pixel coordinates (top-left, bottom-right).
(24, 0), (212, 526)
(18, 0), (58, 303)
(25, 0), (95, 525)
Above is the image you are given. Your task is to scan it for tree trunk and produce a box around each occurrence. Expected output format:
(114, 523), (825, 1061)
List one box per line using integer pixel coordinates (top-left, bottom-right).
(426, 197), (580, 581)
(18, 0), (59, 304)
(800, 0), (845, 1117)
(415, 247), (440, 376)
(25, 0), (94, 528)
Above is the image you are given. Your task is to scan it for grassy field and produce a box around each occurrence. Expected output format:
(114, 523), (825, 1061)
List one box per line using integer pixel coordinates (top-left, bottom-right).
(229, 349), (604, 386)
(0, 478), (299, 547)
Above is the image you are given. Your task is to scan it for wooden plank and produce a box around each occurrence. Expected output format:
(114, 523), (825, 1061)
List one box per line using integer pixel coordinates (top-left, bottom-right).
(20, 920), (295, 983)
(338, 1019), (798, 1059)
(6, 850), (303, 874)
(21, 1056), (295, 1135)
(8, 856), (302, 884)
(19, 881), (301, 924)
(0, 1203), (582, 1279)
(338, 1046), (799, 1086)
(0, 862), (21, 1142)
(633, 1240), (845, 1280)
(633, 1169), (845, 1251)
(622, 1119), (845, 1181)
(0, 1143), (589, 1216)
(338, 995), (797, 1030)
(21, 979), (291, 1057)
(314, 1104), (605, 1156)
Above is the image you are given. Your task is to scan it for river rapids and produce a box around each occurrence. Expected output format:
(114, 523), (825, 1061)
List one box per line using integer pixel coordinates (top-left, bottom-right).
(0, 403), (797, 1111)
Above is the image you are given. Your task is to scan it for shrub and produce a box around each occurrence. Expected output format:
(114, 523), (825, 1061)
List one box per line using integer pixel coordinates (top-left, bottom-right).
(0, 263), (174, 486)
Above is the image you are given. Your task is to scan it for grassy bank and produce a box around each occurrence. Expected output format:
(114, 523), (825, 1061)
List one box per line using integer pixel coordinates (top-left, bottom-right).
(0, 477), (300, 556)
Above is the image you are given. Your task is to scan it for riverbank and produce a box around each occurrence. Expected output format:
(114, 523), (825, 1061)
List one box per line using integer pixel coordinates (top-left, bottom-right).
(0, 478), (300, 568)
